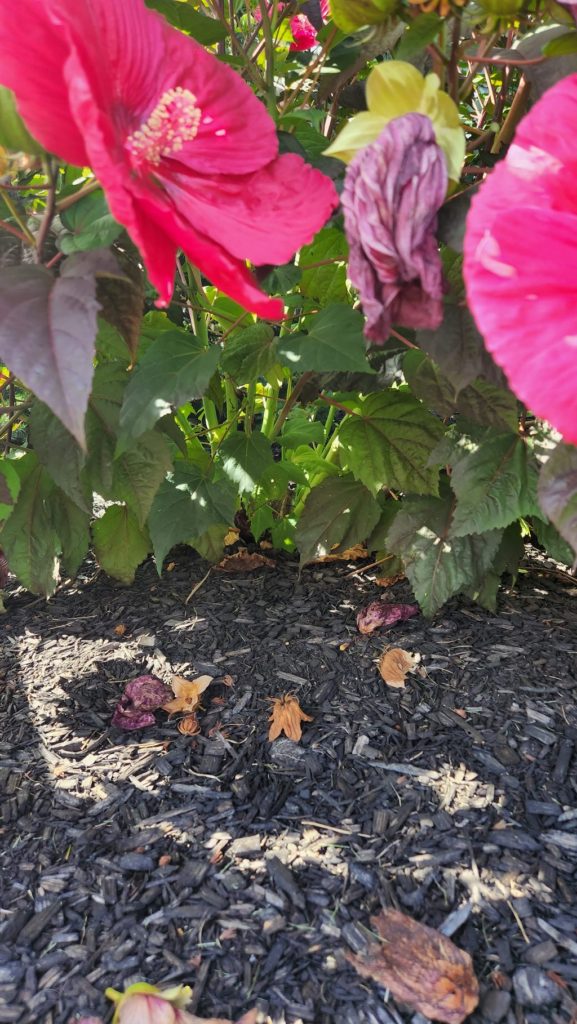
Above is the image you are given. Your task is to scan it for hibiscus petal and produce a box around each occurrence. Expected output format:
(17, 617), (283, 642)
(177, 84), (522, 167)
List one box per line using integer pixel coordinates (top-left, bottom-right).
(56, 0), (278, 176)
(324, 112), (388, 163)
(466, 205), (577, 443)
(464, 73), (577, 444)
(164, 154), (339, 267)
(0, 0), (88, 164)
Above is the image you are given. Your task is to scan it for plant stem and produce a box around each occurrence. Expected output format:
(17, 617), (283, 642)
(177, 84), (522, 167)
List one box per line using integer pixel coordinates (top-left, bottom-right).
(35, 159), (57, 264)
(271, 371), (314, 438)
(2, 193), (36, 246)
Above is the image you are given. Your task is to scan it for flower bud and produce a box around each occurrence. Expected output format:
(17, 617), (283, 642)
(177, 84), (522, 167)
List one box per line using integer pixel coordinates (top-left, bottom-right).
(0, 86), (43, 154)
(329, 0), (398, 32)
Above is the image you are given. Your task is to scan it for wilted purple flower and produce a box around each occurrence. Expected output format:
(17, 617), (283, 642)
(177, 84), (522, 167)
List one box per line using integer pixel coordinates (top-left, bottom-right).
(357, 600), (418, 635)
(342, 113), (447, 344)
(111, 675), (173, 731)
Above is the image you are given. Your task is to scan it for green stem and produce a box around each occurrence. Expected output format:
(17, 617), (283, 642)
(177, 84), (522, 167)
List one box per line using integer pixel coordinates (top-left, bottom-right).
(322, 404), (336, 446)
(261, 382), (279, 438)
(271, 372), (313, 439)
(224, 378), (238, 423)
(244, 380), (256, 436)
(258, 0), (277, 115)
(1, 193), (36, 246)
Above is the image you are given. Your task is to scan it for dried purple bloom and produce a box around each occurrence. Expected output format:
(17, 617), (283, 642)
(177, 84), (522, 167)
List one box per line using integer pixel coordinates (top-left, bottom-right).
(342, 113), (447, 344)
(357, 600), (418, 635)
(111, 674), (173, 731)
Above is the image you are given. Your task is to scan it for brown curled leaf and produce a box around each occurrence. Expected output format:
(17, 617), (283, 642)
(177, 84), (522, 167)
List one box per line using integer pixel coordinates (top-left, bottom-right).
(218, 549), (275, 572)
(378, 647), (420, 688)
(345, 908), (479, 1024)
(177, 713), (201, 736)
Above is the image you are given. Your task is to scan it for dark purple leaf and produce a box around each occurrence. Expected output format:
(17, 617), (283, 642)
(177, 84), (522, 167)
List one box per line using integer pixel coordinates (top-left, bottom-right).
(0, 253), (118, 448)
(357, 600), (418, 634)
(538, 442), (577, 561)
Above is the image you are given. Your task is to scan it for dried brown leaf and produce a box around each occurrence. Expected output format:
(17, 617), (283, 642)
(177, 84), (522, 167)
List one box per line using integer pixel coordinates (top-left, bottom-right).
(312, 544), (368, 563)
(218, 549), (275, 572)
(345, 909), (479, 1024)
(113, 624), (127, 636)
(268, 694), (313, 742)
(224, 528), (240, 545)
(177, 713), (201, 735)
(375, 572), (405, 588)
(162, 674), (213, 714)
(378, 647), (420, 688)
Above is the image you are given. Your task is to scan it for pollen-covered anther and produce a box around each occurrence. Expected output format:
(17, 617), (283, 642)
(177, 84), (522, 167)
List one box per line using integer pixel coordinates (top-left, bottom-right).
(127, 87), (201, 165)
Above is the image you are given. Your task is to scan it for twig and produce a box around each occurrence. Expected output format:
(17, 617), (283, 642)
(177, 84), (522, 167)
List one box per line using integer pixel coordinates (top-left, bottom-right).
(271, 371), (314, 436)
(185, 567), (213, 605)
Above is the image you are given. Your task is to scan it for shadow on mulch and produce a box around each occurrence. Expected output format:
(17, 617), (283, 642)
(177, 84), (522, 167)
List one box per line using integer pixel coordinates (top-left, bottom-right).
(2, 549), (577, 1024)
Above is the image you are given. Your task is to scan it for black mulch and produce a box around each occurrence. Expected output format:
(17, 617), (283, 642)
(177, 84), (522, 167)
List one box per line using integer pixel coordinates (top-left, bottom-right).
(2, 549), (577, 1024)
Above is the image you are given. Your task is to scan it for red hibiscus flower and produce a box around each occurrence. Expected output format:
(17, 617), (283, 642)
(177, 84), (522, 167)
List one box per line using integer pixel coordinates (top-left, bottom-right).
(464, 74), (577, 443)
(0, 0), (338, 317)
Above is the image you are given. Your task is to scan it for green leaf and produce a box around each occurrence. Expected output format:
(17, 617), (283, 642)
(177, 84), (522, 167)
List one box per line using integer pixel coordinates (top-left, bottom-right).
(338, 391), (444, 496)
(366, 501), (400, 552)
(404, 350), (457, 418)
(387, 489), (503, 616)
(295, 474), (381, 565)
(219, 431), (274, 495)
(0, 454), (60, 595)
(95, 318), (131, 365)
(0, 458), (21, 522)
(533, 517), (574, 566)
(190, 524), (228, 562)
(60, 190), (122, 254)
(144, 0), (228, 42)
(466, 522), (524, 612)
(220, 324), (280, 383)
(148, 461), (237, 569)
(542, 31), (577, 56)
(449, 431), (540, 537)
(250, 505), (276, 542)
(30, 401), (90, 512)
(120, 330), (221, 440)
(417, 305), (505, 393)
(279, 409), (325, 448)
(299, 228), (348, 305)
(55, 493), (90, 578)
(86, 363), (172, 524)
(538, 441), (577, 558)
(396, 12), (443, 58)
(277, 305), (373, 375)
(92, 505), (150, 585)
(257, 460), (308, 500)
(290, 445), (341, 483)
(455, 379), (518, 433)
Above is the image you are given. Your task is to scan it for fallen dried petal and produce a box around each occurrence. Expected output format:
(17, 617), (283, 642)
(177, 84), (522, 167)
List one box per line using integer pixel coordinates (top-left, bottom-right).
(357, 600), (418, 634)
(163, 674), (213, 714)
(218, 549), (275, 572)
(378, 647), (420, 688)
(312, 544), (368, 563)
(268, 694), (313, 742)
(114, 624), (127, 636)
(111, 675), (173, 731)
(123, 676), (173, 711)
(375, 572), (405, 588)
(345, 908), (479, 1024)
(178, 713), (201, 736)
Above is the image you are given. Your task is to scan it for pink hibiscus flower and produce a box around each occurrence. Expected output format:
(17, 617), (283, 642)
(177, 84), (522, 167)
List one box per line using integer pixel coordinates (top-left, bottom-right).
(0, 0), (338, 317)
(289, 14), (320, 50)
(464, 74), (577, 443)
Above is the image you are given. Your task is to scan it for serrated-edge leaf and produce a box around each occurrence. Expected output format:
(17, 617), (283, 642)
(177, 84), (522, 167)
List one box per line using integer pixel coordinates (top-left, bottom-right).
(450, 432), (540, 537)
(538, 441), (577, 558)
(338, 391), (444, 496)
(0, 454), (60, 595)
(219, 431), (274, 494)
(295, 474), (381, 565)
(148, 462), (237, 569)
(277, 304), (373, 375)
(92, 505), (151, 585)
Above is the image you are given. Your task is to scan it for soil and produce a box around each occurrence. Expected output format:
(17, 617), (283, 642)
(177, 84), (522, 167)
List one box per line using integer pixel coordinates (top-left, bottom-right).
(2, 549), (577, 1024)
